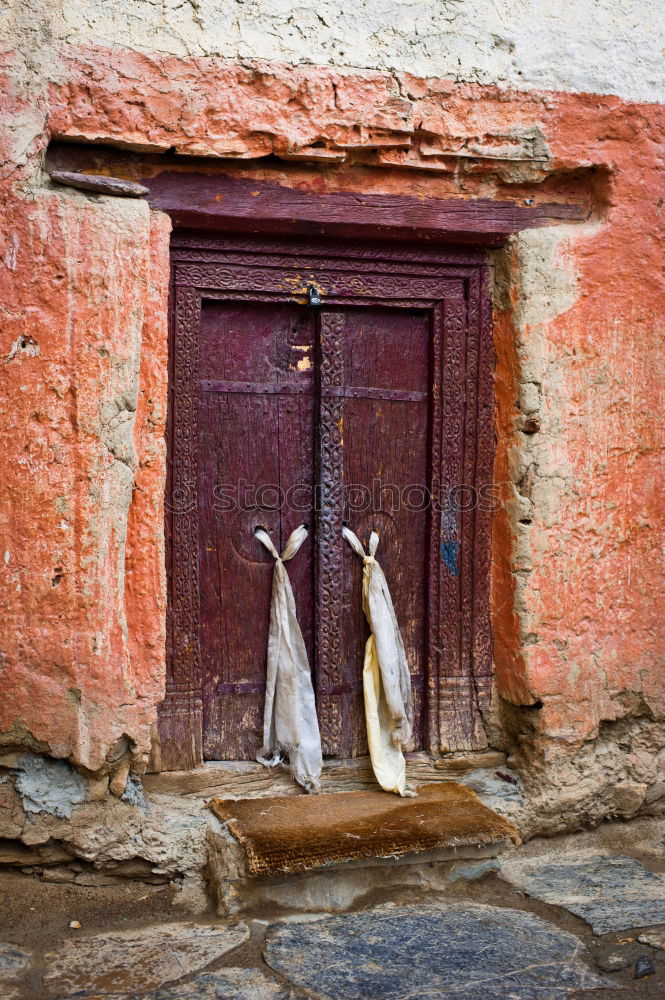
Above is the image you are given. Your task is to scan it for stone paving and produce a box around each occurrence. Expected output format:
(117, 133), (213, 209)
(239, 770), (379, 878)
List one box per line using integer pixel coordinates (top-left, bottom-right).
(264, 901), (614, 999)
(49, 969), (299, 1000)
(42, 922), (250, 996)
(0, 942), (30, 1000)
(2, 820), (665, 999)
(500, 853), (665, 935)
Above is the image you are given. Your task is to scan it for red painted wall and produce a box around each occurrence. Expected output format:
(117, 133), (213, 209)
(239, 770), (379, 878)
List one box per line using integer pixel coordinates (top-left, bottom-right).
(1, 47), (663, 782)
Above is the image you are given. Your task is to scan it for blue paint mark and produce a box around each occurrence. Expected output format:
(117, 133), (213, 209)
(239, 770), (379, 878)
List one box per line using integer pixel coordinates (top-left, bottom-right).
(440, 540), (460, 576)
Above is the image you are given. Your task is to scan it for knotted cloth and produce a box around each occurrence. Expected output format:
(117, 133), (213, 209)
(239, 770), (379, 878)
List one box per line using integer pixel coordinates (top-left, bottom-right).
(255, 525), (322, 793)
(343, 527), (416, 797)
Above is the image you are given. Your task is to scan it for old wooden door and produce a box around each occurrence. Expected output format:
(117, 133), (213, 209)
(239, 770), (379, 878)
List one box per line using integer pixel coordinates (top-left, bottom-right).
(161, 233), (493, 769)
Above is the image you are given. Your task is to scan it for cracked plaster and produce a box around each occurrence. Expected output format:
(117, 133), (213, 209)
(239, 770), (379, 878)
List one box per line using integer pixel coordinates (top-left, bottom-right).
(3, 0), (660, 103)
(0, 0), (663, 843)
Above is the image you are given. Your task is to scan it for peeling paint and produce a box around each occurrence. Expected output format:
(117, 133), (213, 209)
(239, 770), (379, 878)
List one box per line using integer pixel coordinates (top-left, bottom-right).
(440, 541), (460, 577)
(0, 0), (662, 836)
(13, 753), (87, 819)
(53, 0), (665, 103)
(4, 233), (19, 271)
(5, 335), (40, 362)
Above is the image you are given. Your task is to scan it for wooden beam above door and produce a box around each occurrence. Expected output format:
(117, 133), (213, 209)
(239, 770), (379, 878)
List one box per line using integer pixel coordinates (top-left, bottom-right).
(144, 172), (586, 246)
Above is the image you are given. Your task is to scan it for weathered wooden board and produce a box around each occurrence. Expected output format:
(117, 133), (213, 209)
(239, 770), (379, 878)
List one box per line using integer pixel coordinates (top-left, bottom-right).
(197, 302), (316, 760)
(320, 306), (430, 756)
(48, 169), (149, 197)
(143, 751), (508, 799)
(146, 172), (586, 245)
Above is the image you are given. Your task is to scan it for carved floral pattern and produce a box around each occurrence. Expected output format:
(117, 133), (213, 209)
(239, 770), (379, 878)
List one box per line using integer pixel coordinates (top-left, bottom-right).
(160, 285), (204, 769)
(316, 313), (346, 754)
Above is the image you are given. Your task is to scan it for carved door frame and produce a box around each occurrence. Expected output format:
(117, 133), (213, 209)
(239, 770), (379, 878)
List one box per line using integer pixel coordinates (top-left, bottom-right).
(158, 227), (494, 771)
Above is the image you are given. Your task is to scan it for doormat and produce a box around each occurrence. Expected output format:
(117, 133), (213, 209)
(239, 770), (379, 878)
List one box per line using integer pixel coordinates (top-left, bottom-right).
(209, 781), (520, 877)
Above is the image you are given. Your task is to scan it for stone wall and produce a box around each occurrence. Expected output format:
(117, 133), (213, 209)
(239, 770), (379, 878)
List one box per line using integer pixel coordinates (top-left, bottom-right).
(0, 0), (663, 828)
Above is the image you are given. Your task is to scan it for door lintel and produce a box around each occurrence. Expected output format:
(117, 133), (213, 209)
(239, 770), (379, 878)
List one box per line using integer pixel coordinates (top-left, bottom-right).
(146, 171), (586, 247)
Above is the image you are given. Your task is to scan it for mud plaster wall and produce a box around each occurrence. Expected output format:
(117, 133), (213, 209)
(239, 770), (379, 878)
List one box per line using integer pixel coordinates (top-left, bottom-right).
(10, 0), (665, 103)
(0, 1), (664, 826)
(0, 187), (170, 772)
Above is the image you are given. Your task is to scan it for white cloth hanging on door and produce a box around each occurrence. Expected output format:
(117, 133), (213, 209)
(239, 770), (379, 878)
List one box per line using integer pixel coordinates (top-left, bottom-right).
(255, 525), (322, 794)
(342, 527), (416, 797)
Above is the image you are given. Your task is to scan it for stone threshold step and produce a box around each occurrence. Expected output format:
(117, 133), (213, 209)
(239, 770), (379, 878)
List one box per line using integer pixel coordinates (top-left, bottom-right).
(207, 781), (519, 914)
(210, 781), (519, 878)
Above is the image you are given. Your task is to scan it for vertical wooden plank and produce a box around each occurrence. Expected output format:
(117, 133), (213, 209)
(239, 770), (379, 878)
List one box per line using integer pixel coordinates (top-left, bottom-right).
(434, 284), (491, 750)
(459, 272), (489, 749)
(315, 312), (347, 756)
(277, 388), (316, 660)
(342, 306), (431, 753)
(197, 302), (316, 761)
(471, 266), (495, 719)
(436, 294), (473, 751)
(198, 388), (278, 760)
(426, 305), (443, 755)
(158, 285), (204, 770)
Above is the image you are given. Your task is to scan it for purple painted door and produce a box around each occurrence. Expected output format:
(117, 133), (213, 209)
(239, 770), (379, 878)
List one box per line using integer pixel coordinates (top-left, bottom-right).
(161, 233), (493, 769)
(197, 302), (429, 759)
(198, 302), (316, 759)
(315, 307), (430, 757)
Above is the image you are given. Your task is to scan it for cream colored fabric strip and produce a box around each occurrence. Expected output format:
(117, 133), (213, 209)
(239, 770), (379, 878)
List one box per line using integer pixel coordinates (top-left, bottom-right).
(255, 525), (322, 793)
(343, 527), (416, 797)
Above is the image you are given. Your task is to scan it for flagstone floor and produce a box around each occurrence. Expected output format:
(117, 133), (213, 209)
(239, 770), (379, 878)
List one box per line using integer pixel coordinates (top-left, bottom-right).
(1, 816), (664, 1000)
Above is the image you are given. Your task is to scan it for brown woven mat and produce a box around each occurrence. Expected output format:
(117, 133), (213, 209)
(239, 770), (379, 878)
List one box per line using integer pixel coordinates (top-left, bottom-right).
(209, 781), (520, 877)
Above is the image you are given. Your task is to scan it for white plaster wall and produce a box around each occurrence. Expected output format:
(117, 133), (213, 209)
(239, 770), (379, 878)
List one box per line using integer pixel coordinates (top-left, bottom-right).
(50, 0), (663, 103)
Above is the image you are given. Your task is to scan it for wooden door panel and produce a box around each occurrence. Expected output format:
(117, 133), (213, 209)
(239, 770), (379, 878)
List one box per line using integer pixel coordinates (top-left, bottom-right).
(343, 396), (429, 747)
(343, 307), (430, 754)
(200, 299), (315, 382)
(343, 306), (430, 391)
(276, 390), (316, 658)
(162, 234), (494, 770)
(198, 390), (276, 760)
(198, 301), (315, 759)
(316, 306), (431, 756)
